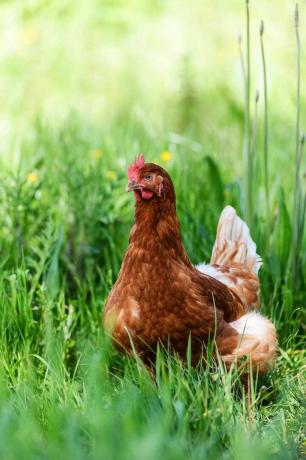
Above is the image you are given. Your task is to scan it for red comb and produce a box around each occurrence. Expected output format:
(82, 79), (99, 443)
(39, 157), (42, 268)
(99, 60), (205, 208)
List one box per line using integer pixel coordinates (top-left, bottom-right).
(127, 154), (145, 181)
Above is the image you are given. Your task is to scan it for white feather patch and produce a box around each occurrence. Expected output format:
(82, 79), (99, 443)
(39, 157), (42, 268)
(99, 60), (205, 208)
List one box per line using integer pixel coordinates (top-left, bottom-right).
(229, 312), (272, 342)
(196, 263), (220, 278)
(196, 263), (236, 289)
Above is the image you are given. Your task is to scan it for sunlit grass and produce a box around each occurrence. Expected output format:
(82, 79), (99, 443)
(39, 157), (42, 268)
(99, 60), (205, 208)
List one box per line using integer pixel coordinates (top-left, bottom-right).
(0, 116), (305, 459)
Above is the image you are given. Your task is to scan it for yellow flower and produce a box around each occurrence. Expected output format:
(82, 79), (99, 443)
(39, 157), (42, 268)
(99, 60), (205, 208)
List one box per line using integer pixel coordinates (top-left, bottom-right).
(105, 170), (116, 181)
(26, 171), (39, 185)
(21, 28), (39, 46)
(160, 150), (173, 162)
(89, 148), (103, 160)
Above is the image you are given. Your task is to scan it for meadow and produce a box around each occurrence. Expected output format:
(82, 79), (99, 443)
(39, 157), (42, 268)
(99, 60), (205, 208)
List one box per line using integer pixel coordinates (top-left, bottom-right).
(0, 1), (305, 458)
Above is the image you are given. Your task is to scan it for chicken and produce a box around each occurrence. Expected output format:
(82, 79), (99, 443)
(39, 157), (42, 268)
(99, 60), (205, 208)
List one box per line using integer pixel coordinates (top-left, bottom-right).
(103, 155), (277, 373)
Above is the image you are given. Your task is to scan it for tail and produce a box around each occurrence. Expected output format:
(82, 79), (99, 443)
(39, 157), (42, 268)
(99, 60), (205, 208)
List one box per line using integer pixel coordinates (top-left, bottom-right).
(209, 207), (277, 372)
(211, 206), (261, 274)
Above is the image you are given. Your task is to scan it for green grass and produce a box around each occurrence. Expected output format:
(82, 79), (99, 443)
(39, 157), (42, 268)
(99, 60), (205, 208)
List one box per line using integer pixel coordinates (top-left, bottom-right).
(0, 1), (305, 459)
(0, 118), (305, 460)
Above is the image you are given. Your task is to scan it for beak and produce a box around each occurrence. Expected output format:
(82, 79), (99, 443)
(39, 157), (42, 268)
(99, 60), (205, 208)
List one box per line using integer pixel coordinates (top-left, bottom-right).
(125, 180), (139, 192)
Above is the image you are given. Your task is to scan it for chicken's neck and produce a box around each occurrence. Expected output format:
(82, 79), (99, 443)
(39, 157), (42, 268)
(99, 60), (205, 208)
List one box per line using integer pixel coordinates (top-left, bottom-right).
(129, 198), (192, 265)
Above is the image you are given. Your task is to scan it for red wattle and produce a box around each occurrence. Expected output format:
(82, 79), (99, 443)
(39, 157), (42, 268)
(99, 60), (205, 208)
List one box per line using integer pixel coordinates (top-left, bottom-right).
(141, 190), (154, 200)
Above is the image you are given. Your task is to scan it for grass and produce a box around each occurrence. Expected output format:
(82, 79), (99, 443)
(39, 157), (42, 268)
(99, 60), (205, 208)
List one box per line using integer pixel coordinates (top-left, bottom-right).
(0, 1), (305, 459)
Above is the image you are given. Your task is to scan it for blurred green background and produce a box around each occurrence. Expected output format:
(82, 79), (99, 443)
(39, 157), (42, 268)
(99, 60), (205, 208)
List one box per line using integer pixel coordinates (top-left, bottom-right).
(0, 0), (305, 178)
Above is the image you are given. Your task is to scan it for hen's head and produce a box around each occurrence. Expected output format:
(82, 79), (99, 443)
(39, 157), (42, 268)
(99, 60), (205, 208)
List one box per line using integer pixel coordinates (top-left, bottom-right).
(126, 155), (175, 204)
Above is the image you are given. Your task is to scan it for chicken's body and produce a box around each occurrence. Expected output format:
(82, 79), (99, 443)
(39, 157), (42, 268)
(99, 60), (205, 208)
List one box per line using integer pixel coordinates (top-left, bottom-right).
(104, 158), (277, 372)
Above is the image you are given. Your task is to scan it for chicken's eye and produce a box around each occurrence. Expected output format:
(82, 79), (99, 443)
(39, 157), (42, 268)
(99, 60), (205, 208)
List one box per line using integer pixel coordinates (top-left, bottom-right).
(144, 174), (153, 181)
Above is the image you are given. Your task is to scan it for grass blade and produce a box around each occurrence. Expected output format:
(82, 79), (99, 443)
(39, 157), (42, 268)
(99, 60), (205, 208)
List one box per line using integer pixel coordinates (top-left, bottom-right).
(260, 20), (270, 236)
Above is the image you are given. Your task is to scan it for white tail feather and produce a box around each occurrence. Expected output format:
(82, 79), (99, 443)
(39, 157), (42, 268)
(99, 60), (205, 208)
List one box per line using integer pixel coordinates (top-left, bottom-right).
(211, 206), (261, 274)
(224, 312), (277, 372)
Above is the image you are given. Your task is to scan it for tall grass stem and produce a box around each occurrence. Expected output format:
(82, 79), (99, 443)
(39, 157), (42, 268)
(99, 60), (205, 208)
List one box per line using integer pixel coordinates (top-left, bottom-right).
(250, 91), (259, 221)
(292, 3), (302, 288)
(260, 20), (270, 236)
(238, 33), (246, 86)
(242, 0), (253, 228)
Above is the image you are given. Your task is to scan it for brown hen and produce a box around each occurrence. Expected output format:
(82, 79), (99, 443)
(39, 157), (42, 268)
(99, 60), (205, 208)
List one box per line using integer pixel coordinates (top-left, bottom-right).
(103, 155), (277, 373)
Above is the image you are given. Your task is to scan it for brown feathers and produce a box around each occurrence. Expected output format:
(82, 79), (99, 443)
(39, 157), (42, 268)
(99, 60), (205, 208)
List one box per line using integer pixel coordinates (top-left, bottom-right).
(103, 162), (277, 373)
